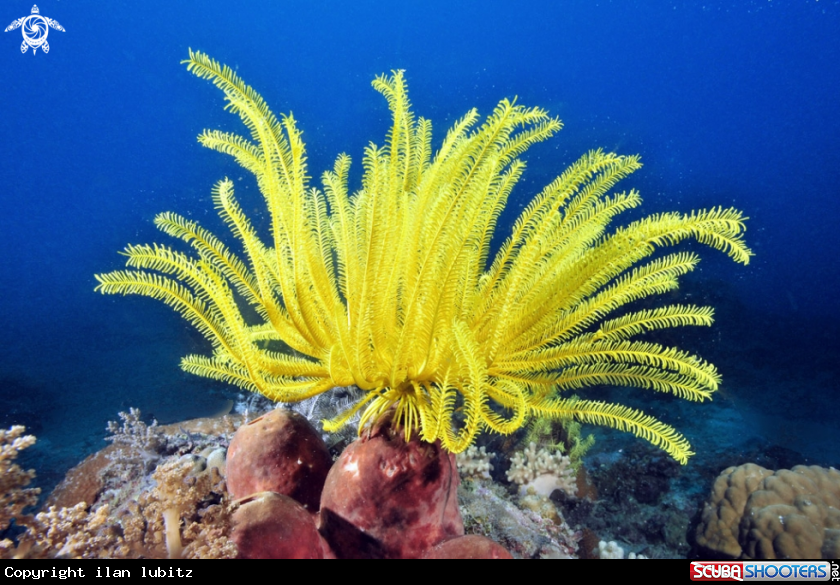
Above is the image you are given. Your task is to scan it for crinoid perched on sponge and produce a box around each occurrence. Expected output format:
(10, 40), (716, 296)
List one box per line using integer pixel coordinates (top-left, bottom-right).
(95, 51), (750, 464)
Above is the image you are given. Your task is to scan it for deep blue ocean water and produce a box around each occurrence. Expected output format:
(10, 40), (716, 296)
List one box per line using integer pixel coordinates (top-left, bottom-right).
(1, 0), (838, 495)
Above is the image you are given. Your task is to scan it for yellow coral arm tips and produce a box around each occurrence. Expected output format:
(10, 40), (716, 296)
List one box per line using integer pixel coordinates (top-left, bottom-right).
(532, 398), (694, 465)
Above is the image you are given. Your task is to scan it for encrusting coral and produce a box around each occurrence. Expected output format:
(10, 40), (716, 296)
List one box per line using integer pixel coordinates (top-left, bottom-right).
(95, 51), (751, 463)
(695, 463), (840, 559)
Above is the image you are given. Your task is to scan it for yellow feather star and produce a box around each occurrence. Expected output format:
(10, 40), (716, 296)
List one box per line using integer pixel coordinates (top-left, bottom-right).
(96, 51), (751, 464)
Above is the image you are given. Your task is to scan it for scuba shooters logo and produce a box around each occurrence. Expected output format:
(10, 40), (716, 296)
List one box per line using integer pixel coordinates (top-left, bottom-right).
(5, 5), (64, 54)
(690, 561), (837, 582)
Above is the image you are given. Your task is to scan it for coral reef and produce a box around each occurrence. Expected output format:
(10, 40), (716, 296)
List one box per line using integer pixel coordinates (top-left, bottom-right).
(1, 419), (238, 559)
(6, 414), (525, 559)
(694, 463), (840, 559)
(46, 413), (239, 512)
(100, 409), (233, 502)
(693, 462), (772, 558)
(452, 440), (586, 557)
(1, 408), (727, 559)
(46, 450), (113, 510)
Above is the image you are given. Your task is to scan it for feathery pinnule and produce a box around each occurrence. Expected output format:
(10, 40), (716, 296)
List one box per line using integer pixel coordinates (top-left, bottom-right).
(96, 50), (751, 464)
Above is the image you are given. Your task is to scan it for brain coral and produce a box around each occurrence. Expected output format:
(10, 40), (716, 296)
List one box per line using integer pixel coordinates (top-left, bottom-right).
(695, 463), (840, 559)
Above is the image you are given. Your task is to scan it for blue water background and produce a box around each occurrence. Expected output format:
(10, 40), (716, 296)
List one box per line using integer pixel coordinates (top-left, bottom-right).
(1, 0), (838, 491)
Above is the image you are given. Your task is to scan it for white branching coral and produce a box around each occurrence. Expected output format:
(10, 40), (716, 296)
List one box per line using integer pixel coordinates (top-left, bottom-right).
(598, 540), (648, 559)
(506, 442), (577, 498)
(19, 503), (130, 559)
(105, 408), (165, 479)
(0, 426), (40, 556)
(456, 446), (494, 480)
(106, 408), (162, 448)
(1, 427), (131, 559)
